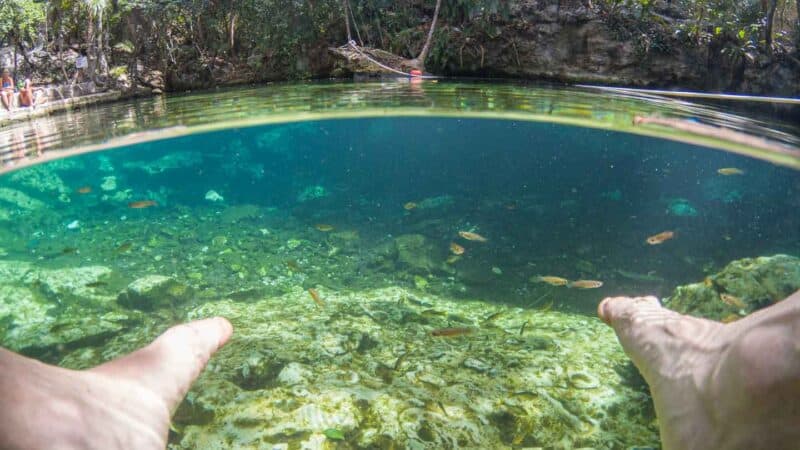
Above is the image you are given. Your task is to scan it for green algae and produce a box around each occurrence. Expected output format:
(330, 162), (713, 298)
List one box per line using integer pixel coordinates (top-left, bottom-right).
(666, 254), (800, 321)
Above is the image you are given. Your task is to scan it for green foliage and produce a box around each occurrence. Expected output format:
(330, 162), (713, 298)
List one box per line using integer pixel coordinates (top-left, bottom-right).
(109, 64), (127, 77)
(2, 0), (797, 85)
(0, 0), (46, 46)
(322, 428), (345, 440)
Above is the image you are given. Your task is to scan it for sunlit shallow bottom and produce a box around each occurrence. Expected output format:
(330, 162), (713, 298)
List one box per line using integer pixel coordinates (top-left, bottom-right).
(0, 116), (798, 448)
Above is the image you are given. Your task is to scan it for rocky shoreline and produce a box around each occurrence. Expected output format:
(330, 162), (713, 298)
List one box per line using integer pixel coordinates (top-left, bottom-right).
(0, 84), (155, 128)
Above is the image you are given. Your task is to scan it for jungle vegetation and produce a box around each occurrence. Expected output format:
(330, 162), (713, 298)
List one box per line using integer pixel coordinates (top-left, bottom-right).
(0, 0), (798, 85)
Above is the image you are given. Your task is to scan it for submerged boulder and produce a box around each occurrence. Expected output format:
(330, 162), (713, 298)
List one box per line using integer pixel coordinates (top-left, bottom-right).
(117, 275), (194, 310)
(665, 254), (800, 321)
(394, 234), (445, 274)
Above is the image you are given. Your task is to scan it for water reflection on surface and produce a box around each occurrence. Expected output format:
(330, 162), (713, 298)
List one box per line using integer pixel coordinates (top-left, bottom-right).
(0, 81), (799, 173)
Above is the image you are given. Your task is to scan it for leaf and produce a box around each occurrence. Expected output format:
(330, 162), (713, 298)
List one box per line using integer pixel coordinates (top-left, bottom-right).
(323, 428), (346, 440)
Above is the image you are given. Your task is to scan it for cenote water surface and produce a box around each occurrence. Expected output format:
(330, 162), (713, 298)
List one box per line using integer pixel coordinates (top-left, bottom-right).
(0, 82), (798, 449)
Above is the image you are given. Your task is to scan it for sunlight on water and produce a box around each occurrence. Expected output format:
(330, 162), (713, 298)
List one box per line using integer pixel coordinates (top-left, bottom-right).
(0, 82), (798, 449)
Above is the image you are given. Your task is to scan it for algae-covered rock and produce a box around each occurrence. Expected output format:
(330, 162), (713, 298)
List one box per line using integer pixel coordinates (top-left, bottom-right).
(8, 166), (68, 195)
(8, 166), (70, 197)
(666, 254), (800, 321)
(417, 195), (454, 210)
(24, 265), (115, 305)
(0, 284), (53, 345)
(0, 188), (46, 210)
(296, 185), (328, 202)
(117, 275), (194, 310)
(6, 310), (134, 355)
(174, 287), (659, 448)
(126, 151), (203, 174)
(666, 198), (698, 217)
(220, 204), (261, 223)
(0, 267), (135, 356)
(394, 234), (444, 274)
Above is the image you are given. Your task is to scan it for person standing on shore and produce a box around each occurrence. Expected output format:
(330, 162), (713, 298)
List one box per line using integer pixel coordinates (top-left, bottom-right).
(74, 49), (88, 83)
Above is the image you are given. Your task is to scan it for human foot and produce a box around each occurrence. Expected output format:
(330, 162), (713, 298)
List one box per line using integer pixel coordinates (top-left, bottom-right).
(0, 317), (232, 450)
(599, 292), (800, 450)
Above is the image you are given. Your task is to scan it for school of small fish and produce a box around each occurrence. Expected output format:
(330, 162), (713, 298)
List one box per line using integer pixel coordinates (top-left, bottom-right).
(533, 276), (603, 289)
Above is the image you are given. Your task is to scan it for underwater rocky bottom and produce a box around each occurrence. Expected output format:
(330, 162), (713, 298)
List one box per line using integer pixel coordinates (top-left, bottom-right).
(2, 252), (799, 449)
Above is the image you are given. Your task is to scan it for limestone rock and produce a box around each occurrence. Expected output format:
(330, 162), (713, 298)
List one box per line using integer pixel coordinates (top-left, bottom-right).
(666, 254), (800, 320)
(117, 275), (194, 310)
(394, 234), (444, 274)
(174, 287), (658, 448)
(8, 166), (70, 196)
(0, 188), (46, 210)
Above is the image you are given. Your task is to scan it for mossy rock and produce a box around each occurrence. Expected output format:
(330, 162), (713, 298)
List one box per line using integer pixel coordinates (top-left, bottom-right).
(394, 234), (444, 274)
(220, 204), (262, 224)
(117, 275), (194, 311)
(666, 254), (800, 321)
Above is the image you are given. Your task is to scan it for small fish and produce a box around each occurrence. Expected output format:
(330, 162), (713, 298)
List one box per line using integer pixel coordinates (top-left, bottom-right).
(116, 242), (133, 253)
(484, 311), (504, 322)
(538, 300), (554, 312)
(449, 242), (465, 255)
(128, 200), (157, 209)
(76, 186), (92, 194)
(717, 168), (744, 176)
(285, 259), (303, 272)
(534, 276), (569, 286)
(720, 293), (746, 309)
(646, 231), (675, 245)
(85, 281), (107, 288)
(446, 255), (462, 264)
(315, 224), (334, 232)
(61, 247), (79, 255)
(430, 327), (474, 337)
(308, 288), (324, 307)
(437, 401), (449, 417)
(403, 202), (417, 210)
(458, 231), (487, 242)
(721, 314), (740, 323)
(519, 319), (530, 336)
(393, 352), (408, 370)
(504, 202), (517, 210)
(421, 309), (447, 318)
(568, 279), (604, 289)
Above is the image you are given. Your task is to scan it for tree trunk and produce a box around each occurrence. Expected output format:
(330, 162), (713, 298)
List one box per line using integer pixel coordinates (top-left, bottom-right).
(796, 0), (800, 51)
(86, 12), (96, 81)
(97, 11), (108, 76)
(415, 0), (442, 68)
(343, 0), (352, 41)
(229, 12), (237, 56)
(763, 0), (778, 51)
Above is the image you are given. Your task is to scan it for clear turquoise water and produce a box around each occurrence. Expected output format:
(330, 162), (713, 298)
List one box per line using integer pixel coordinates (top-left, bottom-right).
(0, 82), (798, 448)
